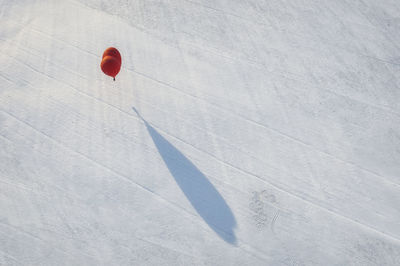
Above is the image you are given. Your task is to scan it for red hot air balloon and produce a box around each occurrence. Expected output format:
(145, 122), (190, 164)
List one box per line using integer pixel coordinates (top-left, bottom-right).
(101, 47), (121, 81)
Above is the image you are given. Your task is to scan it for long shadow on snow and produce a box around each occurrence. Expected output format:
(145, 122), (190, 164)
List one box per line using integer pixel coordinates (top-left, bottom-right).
(132, 107), (237, 244)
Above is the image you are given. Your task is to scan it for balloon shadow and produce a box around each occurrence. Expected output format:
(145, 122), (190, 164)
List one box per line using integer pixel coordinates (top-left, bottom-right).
(132, 107), (237, 244)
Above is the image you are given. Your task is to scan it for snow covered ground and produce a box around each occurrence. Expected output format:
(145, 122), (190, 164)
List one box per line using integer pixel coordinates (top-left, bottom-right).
(1, 0), (400, 265)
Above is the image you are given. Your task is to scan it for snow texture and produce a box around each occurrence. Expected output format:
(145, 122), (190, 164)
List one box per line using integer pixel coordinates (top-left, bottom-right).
(0, 0), (399, 265)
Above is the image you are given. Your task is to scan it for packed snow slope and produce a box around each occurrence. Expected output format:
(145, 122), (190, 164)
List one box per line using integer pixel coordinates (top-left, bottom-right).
(1, 0), (400, 265)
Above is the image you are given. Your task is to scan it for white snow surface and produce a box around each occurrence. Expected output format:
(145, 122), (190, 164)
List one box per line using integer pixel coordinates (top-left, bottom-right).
(1, 0), (400, 265)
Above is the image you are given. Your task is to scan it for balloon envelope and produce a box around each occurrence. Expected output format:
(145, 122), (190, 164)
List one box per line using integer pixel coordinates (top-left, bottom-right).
(101, 56), (121, 78)
(102, 47), (121, 65)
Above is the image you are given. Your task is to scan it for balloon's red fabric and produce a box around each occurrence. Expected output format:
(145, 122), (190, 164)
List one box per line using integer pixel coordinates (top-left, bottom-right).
(101, 56), (121, 78)
(102, 47), (121, 65)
